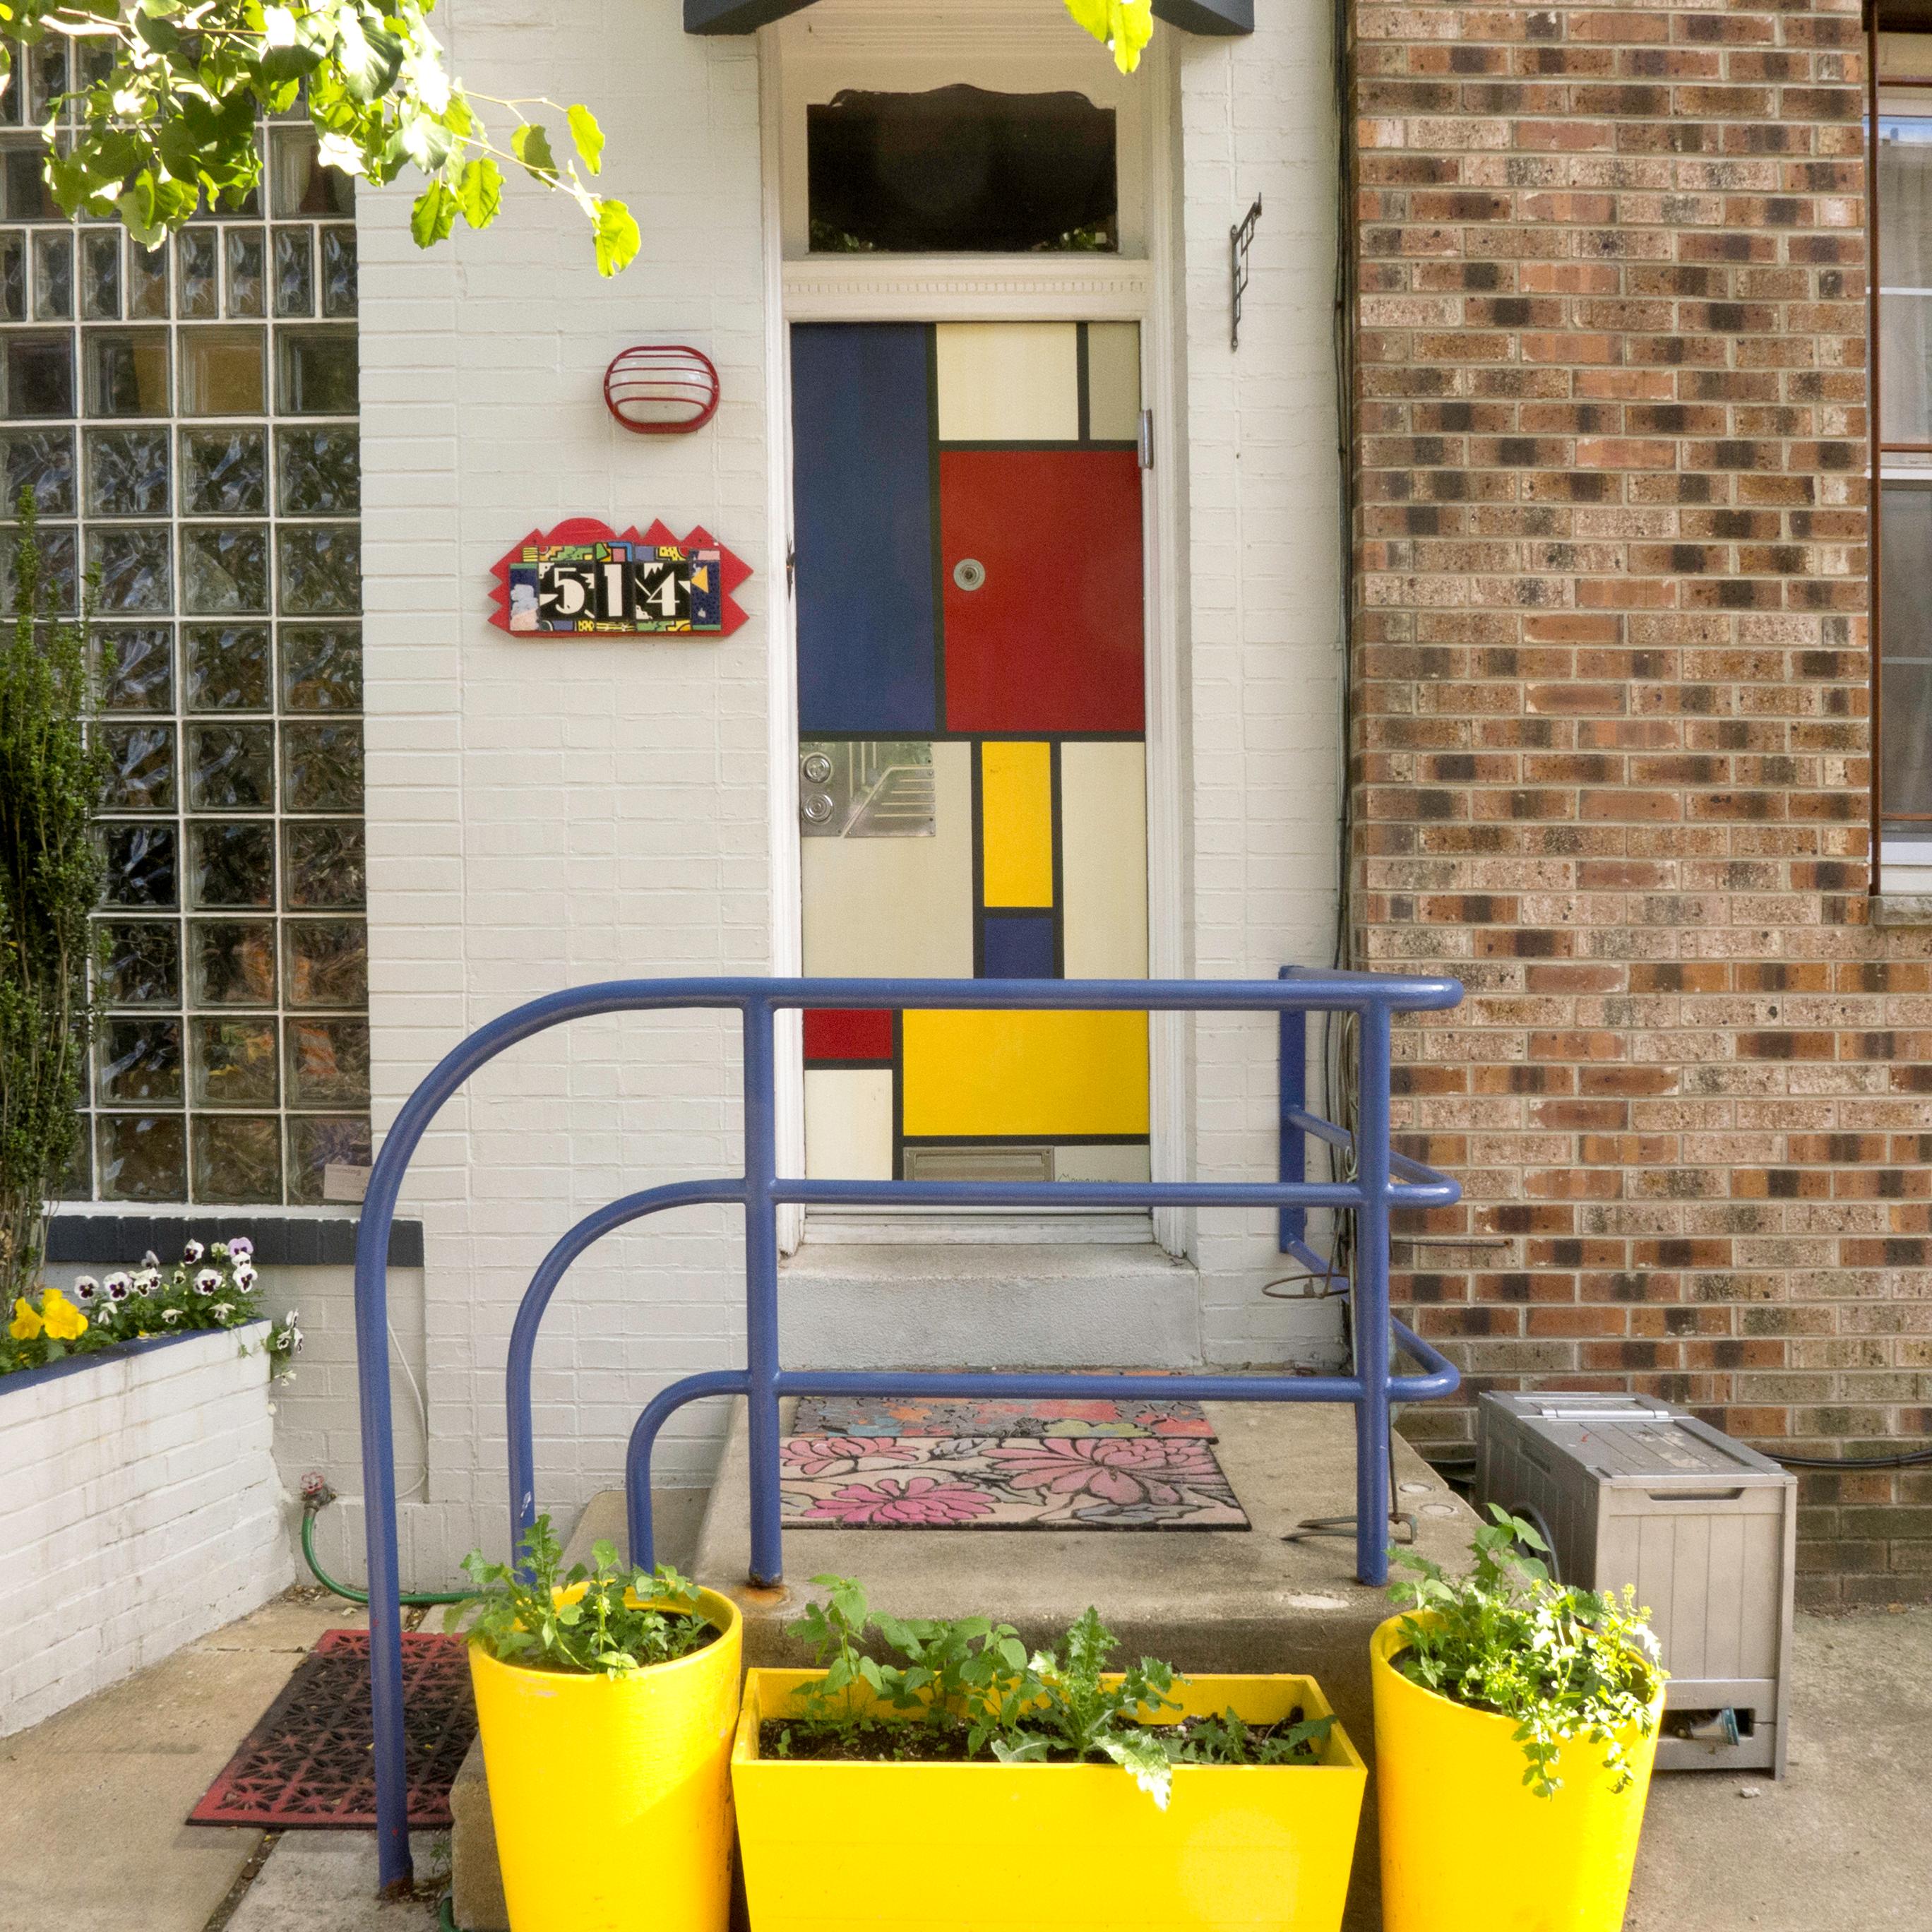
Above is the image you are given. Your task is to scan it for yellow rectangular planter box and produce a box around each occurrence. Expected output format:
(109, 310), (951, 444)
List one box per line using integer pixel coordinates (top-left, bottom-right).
(731, 1668), (1366, 1932)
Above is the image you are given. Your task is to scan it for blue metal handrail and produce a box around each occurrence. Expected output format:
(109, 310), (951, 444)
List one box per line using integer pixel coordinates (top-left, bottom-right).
(352, 970), (1460, 1891)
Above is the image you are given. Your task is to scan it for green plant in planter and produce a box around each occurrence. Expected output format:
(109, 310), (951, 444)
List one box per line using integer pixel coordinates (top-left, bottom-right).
(1165, 1705), (1335, 1767)
(777, 1577), (1330, 1806)
(984, 1604), (1179, 1801)
(788, 1573), (1033, 1746)
(1389, 1505), (1664, 1797)
(450, 1515), (716, 1676)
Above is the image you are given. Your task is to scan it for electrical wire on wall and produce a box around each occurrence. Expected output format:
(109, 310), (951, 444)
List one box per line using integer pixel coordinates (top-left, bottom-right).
(1261, 0), (1366, 1500)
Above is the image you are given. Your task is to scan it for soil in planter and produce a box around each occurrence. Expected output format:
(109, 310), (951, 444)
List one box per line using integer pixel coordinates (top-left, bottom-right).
(756, 1706), (1328, 1767)
(493, 1612), (720, 1674)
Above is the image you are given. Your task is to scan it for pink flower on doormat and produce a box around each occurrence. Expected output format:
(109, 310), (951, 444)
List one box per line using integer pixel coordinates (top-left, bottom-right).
(800, 1477), (998, 1526)
(1030, 1400), (1123, 1422)
(1133, 1408), (1214, 1437)
(781, 1436), (918, 1477)
(986, 1438), (1224, 1510)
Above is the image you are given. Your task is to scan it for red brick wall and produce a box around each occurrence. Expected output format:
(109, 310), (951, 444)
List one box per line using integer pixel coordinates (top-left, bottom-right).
(1349, 0), (1932, 1604)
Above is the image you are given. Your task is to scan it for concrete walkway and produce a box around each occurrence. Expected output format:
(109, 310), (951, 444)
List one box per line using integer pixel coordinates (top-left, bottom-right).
(1, 1581), (1925, 1930)
(0, 1590), (395, 1932)
(1628, 1606), (1932, 1932)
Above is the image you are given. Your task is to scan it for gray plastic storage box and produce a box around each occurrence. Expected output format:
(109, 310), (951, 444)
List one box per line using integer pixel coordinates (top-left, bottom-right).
(1476, 1390), (1795, 1777)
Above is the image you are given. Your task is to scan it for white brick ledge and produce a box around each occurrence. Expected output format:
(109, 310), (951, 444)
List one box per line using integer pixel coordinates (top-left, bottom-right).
(0, 1320), (294, 1738)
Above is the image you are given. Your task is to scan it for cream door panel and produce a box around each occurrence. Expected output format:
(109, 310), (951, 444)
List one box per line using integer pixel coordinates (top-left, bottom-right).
(934, 322), (1080, 441)
(801, 741), (974, 976)
(1059, 739), (1148, 979)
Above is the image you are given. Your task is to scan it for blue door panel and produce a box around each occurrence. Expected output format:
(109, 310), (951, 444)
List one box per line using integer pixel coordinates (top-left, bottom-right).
(790, 323), (939, 734)
(981, 911), (1056, 979)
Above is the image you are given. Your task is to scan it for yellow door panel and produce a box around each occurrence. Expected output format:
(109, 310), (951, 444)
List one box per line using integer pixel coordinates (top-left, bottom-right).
(902, 1010), (1150, 1138)
(979, 741), (1054, 908)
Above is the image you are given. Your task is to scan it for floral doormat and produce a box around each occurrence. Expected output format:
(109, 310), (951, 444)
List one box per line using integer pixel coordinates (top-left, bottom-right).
(790, 1392), (1216, 1441)
(780, 1435), (1249, 1531)
(188, 1630), (475, 1830)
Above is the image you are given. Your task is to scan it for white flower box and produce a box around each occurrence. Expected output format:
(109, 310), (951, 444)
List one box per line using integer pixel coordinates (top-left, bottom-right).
(0, 1322), (293, 1738)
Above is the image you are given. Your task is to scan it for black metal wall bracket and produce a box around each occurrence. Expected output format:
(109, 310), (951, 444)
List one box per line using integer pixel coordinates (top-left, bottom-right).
(1231, 195), (1263, 350)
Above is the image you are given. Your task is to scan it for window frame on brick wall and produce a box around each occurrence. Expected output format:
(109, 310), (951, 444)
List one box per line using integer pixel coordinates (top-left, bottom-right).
(1874, 64), (1932, 882)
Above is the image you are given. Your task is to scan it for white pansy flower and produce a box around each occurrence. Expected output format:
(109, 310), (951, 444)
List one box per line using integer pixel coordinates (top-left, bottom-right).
(71, 1276), (100, 1304)
(193, 1268), (222, 1296)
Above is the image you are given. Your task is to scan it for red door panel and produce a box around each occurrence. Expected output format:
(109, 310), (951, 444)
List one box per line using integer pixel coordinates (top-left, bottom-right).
(939, 448), (1145, 734)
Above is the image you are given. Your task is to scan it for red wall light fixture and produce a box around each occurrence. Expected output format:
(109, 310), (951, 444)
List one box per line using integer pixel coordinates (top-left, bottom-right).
(603, 344), (721, 434)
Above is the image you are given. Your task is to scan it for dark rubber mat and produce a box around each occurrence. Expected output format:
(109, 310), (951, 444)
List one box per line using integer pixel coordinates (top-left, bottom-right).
(189, 1629), (475, 1830)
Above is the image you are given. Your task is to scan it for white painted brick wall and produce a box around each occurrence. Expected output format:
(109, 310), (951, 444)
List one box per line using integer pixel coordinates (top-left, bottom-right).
(356, 0), (769, 1580)
(0, 1325), (292, 1737)
(342, 2), (1354, 1587)
(1174, 20), (1352, 1369)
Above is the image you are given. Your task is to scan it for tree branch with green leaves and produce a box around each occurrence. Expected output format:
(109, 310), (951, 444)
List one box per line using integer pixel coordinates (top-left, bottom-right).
(0, 0), (638, 273)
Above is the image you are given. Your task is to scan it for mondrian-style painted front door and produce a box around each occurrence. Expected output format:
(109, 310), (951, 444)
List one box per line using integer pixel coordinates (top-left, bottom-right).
(792, 321), (1150, 1187)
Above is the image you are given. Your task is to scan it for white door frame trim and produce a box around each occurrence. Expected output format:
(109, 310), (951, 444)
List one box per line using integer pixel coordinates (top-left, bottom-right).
(758, 18), (1188, 1256)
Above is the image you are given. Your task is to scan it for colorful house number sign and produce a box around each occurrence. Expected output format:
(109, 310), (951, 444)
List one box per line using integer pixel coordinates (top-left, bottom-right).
(487, 518), (751, 636)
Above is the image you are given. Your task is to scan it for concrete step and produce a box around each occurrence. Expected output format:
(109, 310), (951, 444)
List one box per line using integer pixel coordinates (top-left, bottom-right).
(777, 1240), (1202, 1366)
(451, 1399), (1477, 1932)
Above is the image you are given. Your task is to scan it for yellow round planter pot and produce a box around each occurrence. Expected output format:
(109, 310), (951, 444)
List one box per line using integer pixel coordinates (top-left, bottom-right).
(1370, 1611), (1664, 1932)
(732, 1667), (1367, 1932)
(467, 1587), (743, 1932)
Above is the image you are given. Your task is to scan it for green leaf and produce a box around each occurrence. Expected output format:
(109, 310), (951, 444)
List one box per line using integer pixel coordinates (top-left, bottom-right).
(455, 155), (501, 229)
(399, 111), (454, 173)
(511, 121), (556, 181)
(410, 179), (455, 249)
(566, 103), (604, 177)
(338, 16), (406, 102)
(593, 198), (639, 278)
(133, 11), (181, 54)
(117, 182), (166, 250)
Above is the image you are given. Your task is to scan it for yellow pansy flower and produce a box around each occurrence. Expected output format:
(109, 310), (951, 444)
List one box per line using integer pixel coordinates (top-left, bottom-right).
(8, 1297), (43, 1341)
(40, 1289), (88, 1342)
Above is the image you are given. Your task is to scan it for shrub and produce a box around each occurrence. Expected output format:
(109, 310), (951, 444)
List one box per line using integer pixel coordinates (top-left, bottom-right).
(0, 494), (104, 1309)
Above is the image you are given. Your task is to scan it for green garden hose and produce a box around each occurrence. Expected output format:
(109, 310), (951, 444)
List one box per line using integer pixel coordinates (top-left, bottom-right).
(299, 1492), (470, 1609)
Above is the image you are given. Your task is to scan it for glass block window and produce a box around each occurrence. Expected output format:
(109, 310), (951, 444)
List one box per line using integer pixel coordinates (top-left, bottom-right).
(1, 47), (366, 1205)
